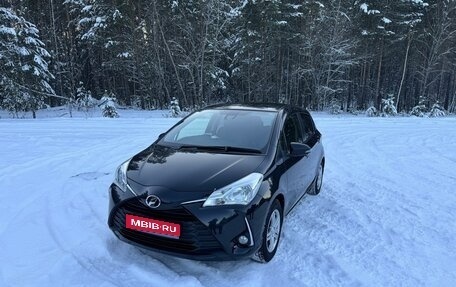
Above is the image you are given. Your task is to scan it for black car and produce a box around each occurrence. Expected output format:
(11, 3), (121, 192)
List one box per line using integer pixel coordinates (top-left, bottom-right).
(108, 103), (325, 262)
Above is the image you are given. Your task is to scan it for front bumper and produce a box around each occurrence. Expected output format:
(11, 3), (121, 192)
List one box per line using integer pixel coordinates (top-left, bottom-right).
(107, 183), (270, 261)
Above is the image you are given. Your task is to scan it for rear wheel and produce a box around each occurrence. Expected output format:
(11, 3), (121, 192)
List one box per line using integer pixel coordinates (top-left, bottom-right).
(252, 200), (283, 263)
(308, 160), (324, 195)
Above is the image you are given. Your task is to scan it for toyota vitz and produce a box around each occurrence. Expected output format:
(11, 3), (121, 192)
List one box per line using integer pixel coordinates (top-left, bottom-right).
(108, 104), (325, 262)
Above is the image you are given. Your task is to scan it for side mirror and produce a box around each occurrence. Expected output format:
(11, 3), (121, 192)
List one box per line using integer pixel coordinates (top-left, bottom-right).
(290, 142), (311, 157)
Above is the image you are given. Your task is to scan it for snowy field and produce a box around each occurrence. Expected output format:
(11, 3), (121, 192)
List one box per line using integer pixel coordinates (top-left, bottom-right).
(0, 110), (455, 287)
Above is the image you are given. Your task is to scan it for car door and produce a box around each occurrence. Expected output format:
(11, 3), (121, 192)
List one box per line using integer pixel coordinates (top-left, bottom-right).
(281, 113), (313, 210)
(299, 112), (323, 179)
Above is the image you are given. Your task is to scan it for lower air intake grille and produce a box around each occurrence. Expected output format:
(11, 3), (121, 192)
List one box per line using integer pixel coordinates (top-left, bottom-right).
(111, 198), (222, 254)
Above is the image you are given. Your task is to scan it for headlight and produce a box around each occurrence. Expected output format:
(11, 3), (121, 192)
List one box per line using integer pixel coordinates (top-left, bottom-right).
(203, 173), (263, 207)
(114, 160), (130, 192)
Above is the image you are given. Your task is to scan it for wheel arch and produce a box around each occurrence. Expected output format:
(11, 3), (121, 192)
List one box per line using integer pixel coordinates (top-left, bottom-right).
(272, 193), (285, 213)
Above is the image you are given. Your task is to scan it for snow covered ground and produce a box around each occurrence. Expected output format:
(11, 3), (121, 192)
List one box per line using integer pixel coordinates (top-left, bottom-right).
(0, 110), (455, 287)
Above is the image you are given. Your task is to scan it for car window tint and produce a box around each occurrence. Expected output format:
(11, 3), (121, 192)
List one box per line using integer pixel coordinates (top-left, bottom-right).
(215, 112), (273, 149)
(283, 113), (303, 145)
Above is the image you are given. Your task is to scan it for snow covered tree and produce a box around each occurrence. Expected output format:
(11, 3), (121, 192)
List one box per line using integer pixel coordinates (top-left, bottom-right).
(5, 0), (456, 114)
(356, 1), (396, 109)
(381, 95), (398, 116)
(0, 7), (55, 118)
(410, 96), (427, 117)
(169, 97), (181, 117)
(231, 0), (289, 103)
(100, 91), (118, 118)
(366, 106), (377, 117)
(303, 1), (357, 110)
(329, 97), (342, 114)
(416, 1), (456, 107)
(102, 103), (119, 118)
(75, 81), (96, 115)
(392, 0), (428, 110)
(429, 102), (446, 117)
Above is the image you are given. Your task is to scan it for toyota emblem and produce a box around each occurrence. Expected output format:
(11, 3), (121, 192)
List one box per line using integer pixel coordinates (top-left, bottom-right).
(145, 195), (161, 208)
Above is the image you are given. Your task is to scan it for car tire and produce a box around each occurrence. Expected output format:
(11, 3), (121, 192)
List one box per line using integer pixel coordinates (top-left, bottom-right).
(252, 199), (283, 263)
(308, 160), (324, 195)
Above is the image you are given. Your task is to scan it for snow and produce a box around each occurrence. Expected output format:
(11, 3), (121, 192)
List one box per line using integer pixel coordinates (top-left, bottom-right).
(33, 55), (47, 70)
(382, 17), (392, 24)
(247, 30), (257, 37)
(0, 26), (16, 36)
(315, 1), (325, 8)
(287, 4), (301, 10)
(24, 36), (40, 45)
(21, 64), (31, 71)
(412, 0), (429, 7)
(360, 3), (380, 15)
(82, 5), (92, 12)
(117, 52), (131, 58)
(1, 111), (455, 286)
(290, 12), (303, 17)
(17, 46), (30, 56)
(113, 9), (122, 20)
(95, 16), (106, 27)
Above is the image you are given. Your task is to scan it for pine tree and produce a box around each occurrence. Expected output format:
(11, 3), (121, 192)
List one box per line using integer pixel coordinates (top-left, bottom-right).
(100, 90), (119, 118)
(429, 102), (445, 117)
(75, 81), (96, 115)
(381, 95), (398, 116)
(366, 106), (377, 117)
(231, 0), (287, 103)
(410, 96), (427, 117)
(0, 7), (55, 118)
(169, 97), (181, 117)
(392, 0), (428, 110)
(102, 103), (119, 118)
(329, 97), (342, 114)
(356, 1), (396, 109)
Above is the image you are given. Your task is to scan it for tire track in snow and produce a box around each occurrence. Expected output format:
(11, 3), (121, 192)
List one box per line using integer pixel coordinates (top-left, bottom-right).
(44, 171), (205, 287)
(313, 117), (456, 286)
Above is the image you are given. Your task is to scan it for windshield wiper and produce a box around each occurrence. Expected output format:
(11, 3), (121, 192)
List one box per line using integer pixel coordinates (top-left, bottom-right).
(177, 145), (262, 154)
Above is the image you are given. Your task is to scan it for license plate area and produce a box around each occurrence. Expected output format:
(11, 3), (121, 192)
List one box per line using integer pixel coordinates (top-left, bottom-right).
(126, 214), (181, 238)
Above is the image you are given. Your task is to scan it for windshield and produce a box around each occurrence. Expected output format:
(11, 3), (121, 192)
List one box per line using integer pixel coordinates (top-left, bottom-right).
(160, 109), (278, 153)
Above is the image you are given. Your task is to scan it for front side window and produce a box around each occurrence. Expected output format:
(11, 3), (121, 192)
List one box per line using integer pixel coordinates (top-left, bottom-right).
(161, 109), (278, 153)
(283, 113), (304, 149)
(299, 113), (316, 142)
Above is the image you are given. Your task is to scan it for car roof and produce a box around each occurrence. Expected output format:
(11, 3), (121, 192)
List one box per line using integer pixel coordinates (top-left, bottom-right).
(205, 103), (308, 114)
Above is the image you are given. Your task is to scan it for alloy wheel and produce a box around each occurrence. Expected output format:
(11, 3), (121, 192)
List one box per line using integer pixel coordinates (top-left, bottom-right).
(266, 209), (281, 252)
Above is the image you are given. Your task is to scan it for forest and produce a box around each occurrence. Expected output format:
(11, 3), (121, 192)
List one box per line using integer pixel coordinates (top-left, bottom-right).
(1, 0), (456, 117)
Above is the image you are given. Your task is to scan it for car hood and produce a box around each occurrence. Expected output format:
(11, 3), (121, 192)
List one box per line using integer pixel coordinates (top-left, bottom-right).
(126, 145), (265, 193)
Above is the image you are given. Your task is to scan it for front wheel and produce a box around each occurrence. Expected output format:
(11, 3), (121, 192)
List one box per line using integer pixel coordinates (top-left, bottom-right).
(252, 200), (283, 263)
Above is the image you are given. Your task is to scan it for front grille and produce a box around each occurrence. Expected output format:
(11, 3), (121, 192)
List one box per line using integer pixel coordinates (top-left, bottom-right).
(111, 198), (222, 255)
